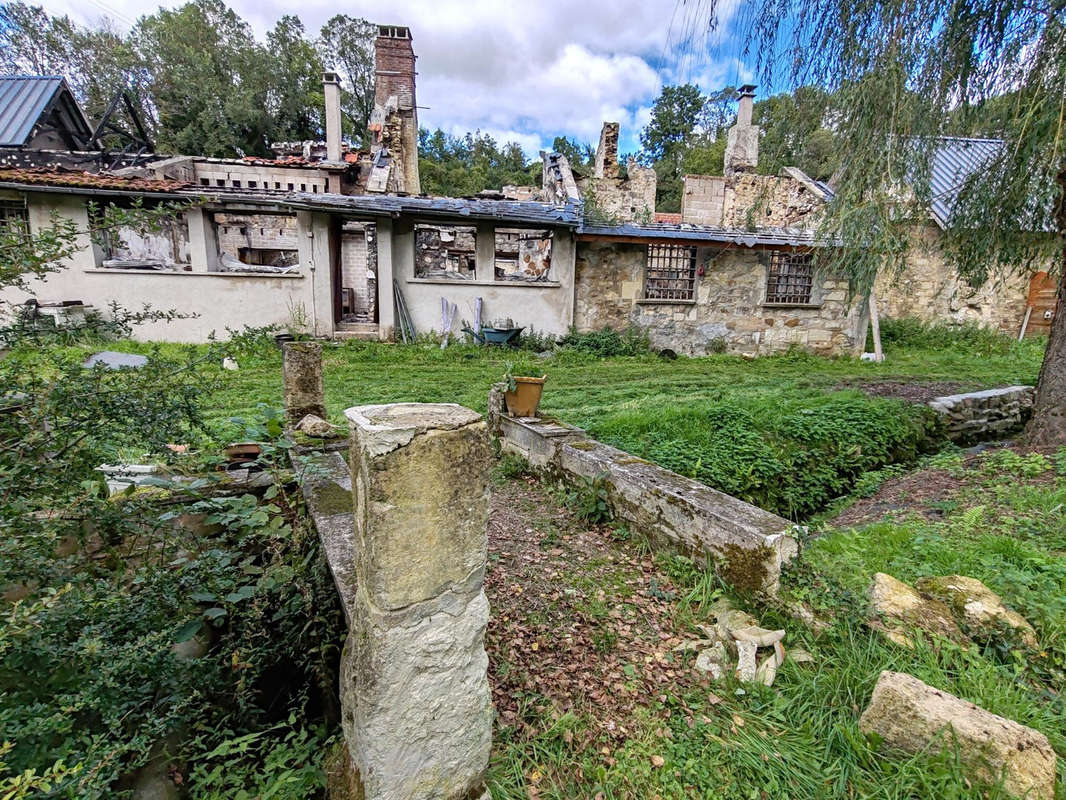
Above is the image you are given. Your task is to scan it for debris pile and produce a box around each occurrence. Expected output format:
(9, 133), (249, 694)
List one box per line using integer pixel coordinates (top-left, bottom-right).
(675, 600), (812, 686)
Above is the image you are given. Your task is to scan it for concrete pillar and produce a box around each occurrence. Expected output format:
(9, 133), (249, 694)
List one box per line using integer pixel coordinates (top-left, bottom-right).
(187, 207), (218, 272)
(323, 72), (343, 163)
(376, 218), (396, 341)
(474, 221), (495, 282)
(342, 402), (493, 800)
(282, 342), (326, 425)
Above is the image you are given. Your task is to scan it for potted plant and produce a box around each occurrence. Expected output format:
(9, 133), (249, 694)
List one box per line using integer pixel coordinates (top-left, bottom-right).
(503, 363), (547, 418)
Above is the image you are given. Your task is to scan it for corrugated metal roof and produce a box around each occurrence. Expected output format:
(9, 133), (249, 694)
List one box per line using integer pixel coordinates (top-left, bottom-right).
(579, 222), (822, 248)
(284, 191), (582, 226)
(0, 76), (65, 147)
(928, 137), (1003, 227)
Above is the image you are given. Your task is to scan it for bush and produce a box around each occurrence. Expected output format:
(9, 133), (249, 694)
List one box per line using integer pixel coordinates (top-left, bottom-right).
(589, 392), (939, 519)
(557, 325), (651, 357)
(879, 316), (1036, 357)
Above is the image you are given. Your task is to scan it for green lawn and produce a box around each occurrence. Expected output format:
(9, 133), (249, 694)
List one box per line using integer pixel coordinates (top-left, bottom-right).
(99, 319), (1044, 519)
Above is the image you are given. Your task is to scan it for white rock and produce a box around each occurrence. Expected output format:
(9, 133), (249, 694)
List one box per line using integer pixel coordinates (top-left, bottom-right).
(755, 652), (777, 686)
(296, 414), (337, 438)
(731, 626), (786, 647)
(695, 642), (729, 680)
(859, 671), (1056, 800)
(222, 357), (239, 370)
(734, 640), (758, 683)
(673, 638), (718, 652)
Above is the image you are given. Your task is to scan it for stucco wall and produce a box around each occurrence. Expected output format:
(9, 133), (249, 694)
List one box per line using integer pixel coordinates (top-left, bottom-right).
(574, 240), (866, 356)
(875, 224), (1031, 333)
(1, 192), (332, 343)
(394, 219), (577, 338)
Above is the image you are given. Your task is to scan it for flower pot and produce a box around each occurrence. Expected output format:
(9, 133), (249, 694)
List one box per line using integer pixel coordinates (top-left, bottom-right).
(504, 375), (547, 418)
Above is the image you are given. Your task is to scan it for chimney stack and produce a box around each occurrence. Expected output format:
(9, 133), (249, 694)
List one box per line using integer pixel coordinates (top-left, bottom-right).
(322, 71), (343, 163)
(594, 122), (620, 179)
(372, 25), (420, 194)
(724, 84), (759, 176)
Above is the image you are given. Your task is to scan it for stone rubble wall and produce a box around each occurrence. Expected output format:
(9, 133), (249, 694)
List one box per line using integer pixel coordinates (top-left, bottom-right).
(491, 408), (798, 593)
(579, 160), (657, 224)
(928, 386), (1035, 442)
(574, 240), (866, 356)
(682, 174), (823, 228)
(875, 224), (1032, 333)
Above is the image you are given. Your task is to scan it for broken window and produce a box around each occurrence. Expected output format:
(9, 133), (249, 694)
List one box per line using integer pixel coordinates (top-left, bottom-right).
(494, 228), (553, 282)
(215, 213), (299, 272)
(765, 251), (815, 305)
(644, 244), (696, 301)
(414, 224), (476, 279)
(0, 198), (28, 231)
(94, 204), (190, 270)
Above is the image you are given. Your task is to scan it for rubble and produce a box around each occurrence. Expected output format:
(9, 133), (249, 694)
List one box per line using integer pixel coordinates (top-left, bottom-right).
(859, 671), (1056, 800)
(867, 572), (967, 647)
(914, 575), (1038, 649)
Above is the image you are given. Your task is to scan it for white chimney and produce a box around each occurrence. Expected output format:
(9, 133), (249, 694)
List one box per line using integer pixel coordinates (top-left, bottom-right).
(322, 71), (343, 163)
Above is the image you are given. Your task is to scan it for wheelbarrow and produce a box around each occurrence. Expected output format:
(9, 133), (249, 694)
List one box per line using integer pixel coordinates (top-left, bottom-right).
(462, 325), (524, 347)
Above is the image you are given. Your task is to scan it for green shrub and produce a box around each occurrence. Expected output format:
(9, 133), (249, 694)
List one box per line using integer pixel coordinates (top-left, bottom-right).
(557, 325), (651, 357)
(589, 392), (938, 519)
(879, 316), (1039, 359)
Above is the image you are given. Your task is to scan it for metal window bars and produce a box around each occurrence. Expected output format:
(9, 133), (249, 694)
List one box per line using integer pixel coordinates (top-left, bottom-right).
(765, 251), (814, 304)
(644, 244), (697, 301)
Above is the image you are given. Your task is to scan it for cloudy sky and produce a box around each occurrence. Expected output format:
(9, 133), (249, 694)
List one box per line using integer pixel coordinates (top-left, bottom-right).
(40, 0), (754, 156)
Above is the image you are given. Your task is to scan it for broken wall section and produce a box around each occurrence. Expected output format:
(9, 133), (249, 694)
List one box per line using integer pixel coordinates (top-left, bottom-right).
(579, 123), (656, 224)
(681, 173), (825, 229)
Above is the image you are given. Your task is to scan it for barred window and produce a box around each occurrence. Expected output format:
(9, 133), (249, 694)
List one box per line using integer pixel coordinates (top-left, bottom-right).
(765, 251), (815, 305)
(0, 199), (28, 230)
(644, 244), (697, 301)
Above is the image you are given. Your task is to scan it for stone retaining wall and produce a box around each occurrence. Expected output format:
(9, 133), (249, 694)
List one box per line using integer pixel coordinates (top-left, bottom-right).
(928, 386), (1034, 442)
(491, 403), (798, 593)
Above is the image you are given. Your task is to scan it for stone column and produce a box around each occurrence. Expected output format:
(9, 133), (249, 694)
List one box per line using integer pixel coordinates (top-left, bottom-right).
(342, 402), (492, 800)
(281, 341), (326, 425)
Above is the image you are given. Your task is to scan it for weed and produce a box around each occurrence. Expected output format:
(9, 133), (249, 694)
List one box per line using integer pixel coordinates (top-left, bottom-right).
(495, 453), (531, 481)
(564, 472), (613, 524)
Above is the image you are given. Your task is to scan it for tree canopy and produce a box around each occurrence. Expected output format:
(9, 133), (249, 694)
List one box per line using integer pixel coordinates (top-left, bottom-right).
(0, 0), (377, 157)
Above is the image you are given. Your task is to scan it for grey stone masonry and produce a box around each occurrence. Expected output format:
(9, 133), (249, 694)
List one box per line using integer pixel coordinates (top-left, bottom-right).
(281, 341), (326, 425)
(341, 402), (493, 800)
(496, 412), (798, 593)
(928, 386), (1034, 442)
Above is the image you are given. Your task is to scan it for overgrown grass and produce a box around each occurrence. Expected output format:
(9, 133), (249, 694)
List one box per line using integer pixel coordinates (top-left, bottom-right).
(56, 318), (1045, 519)
(485, 448), (1066, 799)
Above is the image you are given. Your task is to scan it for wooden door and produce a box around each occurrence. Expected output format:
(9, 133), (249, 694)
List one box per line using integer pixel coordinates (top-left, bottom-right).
(1024, 271), (1058, 337)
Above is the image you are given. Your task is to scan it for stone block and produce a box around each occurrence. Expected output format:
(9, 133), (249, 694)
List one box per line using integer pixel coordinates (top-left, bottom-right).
(342, 586), (492, 800)
(860, 671), (1056, 800)
(346, 403), (491, 611)
(282, 342), (326, 425)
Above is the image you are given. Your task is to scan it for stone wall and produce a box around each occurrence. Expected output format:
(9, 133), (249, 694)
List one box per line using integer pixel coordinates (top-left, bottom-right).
(574, 240), (866, 356)
(682, 174), (823, 228)
(928, 386), (1035, 443)
(875, 224), (1031, 333)
(580, 160), (657, 224)
(492, 412), (798, 593)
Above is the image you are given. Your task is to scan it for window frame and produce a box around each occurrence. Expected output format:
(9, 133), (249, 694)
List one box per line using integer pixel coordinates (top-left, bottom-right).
(762, 250), (819, 307)
(642, 243), (698, 303)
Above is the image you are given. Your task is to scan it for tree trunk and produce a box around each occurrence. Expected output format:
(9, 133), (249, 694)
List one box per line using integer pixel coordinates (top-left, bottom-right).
(1024, 166), (1066, 446)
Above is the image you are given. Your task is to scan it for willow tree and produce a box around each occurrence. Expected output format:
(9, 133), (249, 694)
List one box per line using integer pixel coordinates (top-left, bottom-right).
(693, 0), (1065, 443)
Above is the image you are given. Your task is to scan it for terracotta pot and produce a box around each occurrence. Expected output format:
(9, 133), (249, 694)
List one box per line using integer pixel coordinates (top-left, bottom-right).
(504, 375), (547, 418)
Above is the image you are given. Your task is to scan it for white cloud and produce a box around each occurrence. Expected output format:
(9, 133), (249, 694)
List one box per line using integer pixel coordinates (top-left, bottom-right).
(38, 0), (755, 158)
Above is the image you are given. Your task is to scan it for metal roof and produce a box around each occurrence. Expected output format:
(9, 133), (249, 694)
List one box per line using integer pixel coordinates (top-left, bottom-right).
(283, 191), (582, 227)
(578, 222), (822, 248)
(0, 76), (68, 146)
(928, 137), (1003, 227)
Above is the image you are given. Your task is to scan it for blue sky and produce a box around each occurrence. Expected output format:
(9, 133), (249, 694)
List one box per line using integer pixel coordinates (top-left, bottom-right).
(40, 0), (756, 157)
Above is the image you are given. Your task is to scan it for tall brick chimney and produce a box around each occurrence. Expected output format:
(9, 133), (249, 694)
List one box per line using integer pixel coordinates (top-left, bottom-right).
(322, 71), (343, 163)
(372, 25), (420, 194)
(724, 84), (759, 176)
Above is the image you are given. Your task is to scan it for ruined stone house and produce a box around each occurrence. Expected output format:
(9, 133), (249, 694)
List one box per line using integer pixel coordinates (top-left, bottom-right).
(0, 35), (1052, 353)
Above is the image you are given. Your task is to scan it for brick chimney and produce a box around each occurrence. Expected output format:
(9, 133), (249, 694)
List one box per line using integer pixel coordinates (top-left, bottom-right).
(322, 71), (343, 163)
(372, 25), (420, 194)
(724, 84), (759, 176)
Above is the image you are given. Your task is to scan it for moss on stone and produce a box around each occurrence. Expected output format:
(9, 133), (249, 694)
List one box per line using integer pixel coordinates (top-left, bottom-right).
(716, 542), (773, 593)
